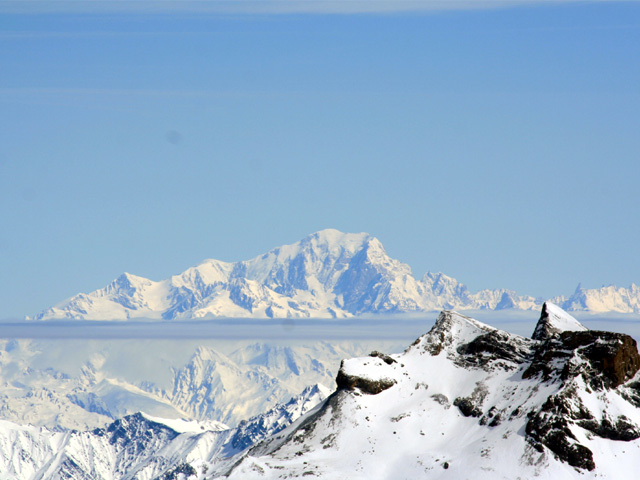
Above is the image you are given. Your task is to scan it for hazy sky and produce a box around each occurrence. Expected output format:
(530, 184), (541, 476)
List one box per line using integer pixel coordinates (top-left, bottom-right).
(1, 1), (639, 319)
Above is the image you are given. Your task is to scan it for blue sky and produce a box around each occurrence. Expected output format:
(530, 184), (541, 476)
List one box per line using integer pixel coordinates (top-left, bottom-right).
(1, 1), (639, 319)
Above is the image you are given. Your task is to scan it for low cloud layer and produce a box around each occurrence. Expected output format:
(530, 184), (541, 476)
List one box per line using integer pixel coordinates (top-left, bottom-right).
(2, 310), (640, 343)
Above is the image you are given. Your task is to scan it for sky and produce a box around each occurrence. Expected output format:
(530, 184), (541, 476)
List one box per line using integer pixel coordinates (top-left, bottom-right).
(1, 1), (639, 319)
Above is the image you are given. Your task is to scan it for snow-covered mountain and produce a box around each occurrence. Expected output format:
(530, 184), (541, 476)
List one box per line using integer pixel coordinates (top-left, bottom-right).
(0, 339), (379, 431)
(220, 304), (640, 479)
(553, 283), (640, 313)
(163, 343), (345, 425)
(32, 229), (640, 320)
(0, 384), (330, 479)
(5, 303), (640, 479)
(29, 230), (533, 321)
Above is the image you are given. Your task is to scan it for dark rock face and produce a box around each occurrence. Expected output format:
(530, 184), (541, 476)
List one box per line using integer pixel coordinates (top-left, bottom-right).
(526, 413), (596, 471)
(456, 330), (532, 370)
(454, 383), (488, 418)
(532, 302), (565, 341)
(524, 330), (640, 389)
(577, 415), (640, 441)
(369, 351), (397, 365)
(526, 392), (597, 471)
(335, 369), (396, 395)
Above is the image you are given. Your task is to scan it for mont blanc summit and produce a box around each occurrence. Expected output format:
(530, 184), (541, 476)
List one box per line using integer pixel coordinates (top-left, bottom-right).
(34, 229), (640, 320)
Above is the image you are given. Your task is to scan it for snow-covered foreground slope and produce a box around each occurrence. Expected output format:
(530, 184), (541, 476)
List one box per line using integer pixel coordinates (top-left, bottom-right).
(223, 303), (640, 479)
(33, 229), (555, 321)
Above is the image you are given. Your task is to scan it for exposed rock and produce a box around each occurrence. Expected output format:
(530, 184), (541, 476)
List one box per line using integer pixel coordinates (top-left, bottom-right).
(454, 382), (488, 418)
(620, 381), (640, 408)
(161, 463), (197, 480)
(577, 414), (640, 441)
(431, 393), (451, 408)
(524, 330), (640, 389)
(335, 369), (396, 395)
(456, 330), (531, 370)
(526, 394), (596, 471)
(369, 351), (396, 365)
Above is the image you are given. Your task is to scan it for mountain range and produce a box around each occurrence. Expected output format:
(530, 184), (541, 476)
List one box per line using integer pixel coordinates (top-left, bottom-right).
(4, 303), (640, 478)
(33, 229), (640, 320)
(0, 385), (329, 479)
(0, 339), (377, 431)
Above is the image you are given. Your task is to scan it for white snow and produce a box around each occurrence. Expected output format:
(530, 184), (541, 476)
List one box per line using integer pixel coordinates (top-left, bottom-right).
(544, 301), (588, 333)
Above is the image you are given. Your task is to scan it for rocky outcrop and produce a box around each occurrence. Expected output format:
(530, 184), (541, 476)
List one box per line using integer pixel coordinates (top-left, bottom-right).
(368, 351), (397, 365)
(526, 399), (597, 471)
(524, 330), (640, 389)
(456, 330), (531, 370)
(335, 368), (397, 395)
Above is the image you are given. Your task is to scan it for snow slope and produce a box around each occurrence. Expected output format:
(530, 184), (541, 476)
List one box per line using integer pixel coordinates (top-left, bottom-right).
(223, 304), (640, 479)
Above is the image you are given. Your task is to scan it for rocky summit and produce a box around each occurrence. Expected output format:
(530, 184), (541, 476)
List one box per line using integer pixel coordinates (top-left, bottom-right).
(224, 303), (640, 479)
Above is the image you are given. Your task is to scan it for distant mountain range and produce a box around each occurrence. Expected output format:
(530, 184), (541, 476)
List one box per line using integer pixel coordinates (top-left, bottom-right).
(0, 338), (361, 430)
(32, 229), (640, 320)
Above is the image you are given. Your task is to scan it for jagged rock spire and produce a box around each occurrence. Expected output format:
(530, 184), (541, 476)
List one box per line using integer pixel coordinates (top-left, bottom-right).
(531, 302), (588, 341)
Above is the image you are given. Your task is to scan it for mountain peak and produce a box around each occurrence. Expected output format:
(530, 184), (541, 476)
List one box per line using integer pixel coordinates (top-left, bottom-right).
(224, 311), (640, 479)
(115, 272), (150, 285)
(410, 310), (498, 356)
(531, 302), (587, 341)
(431, 310), (496, 338)
(307, 228), (368, 242)
(32, 231), (640, 320)
(300, 229), (373, 254)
